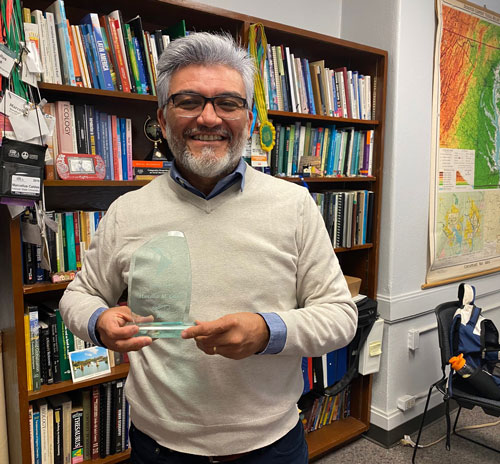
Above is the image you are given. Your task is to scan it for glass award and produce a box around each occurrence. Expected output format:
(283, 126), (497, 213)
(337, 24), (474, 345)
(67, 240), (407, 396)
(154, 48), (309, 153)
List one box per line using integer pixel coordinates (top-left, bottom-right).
(127, 231), (194, 338)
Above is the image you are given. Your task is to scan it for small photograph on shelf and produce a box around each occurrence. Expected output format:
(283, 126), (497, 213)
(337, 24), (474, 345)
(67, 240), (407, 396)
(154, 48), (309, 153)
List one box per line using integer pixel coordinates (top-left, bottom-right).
(69, 346), (111, 383)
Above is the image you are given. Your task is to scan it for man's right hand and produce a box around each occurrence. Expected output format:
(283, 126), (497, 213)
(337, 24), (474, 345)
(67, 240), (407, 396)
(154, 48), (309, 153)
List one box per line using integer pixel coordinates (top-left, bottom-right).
(96, 306), (152, 352)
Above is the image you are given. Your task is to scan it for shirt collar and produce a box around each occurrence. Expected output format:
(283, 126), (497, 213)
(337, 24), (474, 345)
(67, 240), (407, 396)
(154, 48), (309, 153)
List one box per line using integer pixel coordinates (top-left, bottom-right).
(170, 157), (247, 200)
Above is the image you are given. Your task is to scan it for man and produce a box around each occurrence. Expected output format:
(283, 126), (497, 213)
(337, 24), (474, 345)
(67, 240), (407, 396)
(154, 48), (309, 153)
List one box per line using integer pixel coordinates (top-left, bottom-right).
(59, 32), (357, 463)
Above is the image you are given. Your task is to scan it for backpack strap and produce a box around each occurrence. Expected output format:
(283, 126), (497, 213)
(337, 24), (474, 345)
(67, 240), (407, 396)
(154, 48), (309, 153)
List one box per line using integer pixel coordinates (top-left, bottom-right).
(458, 282), (475, 306)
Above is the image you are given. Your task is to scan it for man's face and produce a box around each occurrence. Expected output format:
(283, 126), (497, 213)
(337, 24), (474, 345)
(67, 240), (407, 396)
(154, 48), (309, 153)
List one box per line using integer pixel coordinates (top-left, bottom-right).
(158, 64), (253, 179)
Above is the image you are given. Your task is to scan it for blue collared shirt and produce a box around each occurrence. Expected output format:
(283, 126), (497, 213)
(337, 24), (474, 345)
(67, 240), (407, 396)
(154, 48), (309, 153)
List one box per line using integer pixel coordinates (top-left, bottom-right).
(88, 158), (286, 354)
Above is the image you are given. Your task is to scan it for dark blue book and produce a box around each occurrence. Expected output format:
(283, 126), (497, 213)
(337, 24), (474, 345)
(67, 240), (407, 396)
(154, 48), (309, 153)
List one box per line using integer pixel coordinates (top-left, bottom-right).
(81, 24), (102, 89)
(302, 58), (316, 115)
(33, 409), (41, 464)
(100, 112), (113, 180)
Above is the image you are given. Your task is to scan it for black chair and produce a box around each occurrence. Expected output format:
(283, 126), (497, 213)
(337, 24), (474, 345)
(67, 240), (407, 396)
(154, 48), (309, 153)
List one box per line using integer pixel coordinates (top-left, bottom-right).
(412, 300), (500, 463)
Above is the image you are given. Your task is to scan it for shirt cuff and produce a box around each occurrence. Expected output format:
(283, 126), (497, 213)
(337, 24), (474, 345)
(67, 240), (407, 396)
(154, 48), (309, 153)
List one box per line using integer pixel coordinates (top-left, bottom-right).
(88, 307), (108, 347)
(257, 313), (287, 354)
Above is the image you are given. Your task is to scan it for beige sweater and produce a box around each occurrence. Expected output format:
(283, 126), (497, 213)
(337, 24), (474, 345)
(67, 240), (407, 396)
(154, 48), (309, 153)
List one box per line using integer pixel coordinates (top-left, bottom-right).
(59, 166), (357, 455)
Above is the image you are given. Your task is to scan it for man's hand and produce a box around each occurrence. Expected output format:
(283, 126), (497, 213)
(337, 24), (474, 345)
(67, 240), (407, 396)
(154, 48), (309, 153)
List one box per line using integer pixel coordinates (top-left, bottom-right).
(96, 306), (152, 352)
(181, 313), (270, 360)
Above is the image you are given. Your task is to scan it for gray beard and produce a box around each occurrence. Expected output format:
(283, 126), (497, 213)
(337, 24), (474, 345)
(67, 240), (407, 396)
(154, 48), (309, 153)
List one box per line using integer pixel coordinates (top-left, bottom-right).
(165, 124), (247, 178)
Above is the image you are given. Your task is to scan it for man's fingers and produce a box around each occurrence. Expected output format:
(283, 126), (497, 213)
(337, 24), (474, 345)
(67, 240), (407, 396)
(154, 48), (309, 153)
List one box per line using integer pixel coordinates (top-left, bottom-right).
(181, 319), (231, 339)
(114, 336), (152, 352)
(104, 322), (140, 339)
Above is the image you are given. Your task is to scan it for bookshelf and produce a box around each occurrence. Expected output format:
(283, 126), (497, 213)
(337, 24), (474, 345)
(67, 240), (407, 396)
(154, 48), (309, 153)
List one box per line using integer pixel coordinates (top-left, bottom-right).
(0, 1), (386, 462)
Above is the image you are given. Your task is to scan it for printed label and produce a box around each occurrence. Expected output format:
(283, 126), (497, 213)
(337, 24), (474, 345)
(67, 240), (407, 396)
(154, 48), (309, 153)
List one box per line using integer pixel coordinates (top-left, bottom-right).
(11, 175), (41, 195)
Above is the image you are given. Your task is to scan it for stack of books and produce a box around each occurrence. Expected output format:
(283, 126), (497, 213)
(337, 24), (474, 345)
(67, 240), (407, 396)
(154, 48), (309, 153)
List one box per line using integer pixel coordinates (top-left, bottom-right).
(271, 122), (374, 177)
(263, 43), (374, 120)
(22, 1), (187, 95)
(29, 382), (130, 462)
(45, 101), (133, 180)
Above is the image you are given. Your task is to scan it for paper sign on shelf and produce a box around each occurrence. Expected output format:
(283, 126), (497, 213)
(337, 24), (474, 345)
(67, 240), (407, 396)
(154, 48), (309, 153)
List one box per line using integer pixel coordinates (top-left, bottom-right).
(0, 90), (30, 117)
(10, 108), (50, 142)
(0, 44), (17, 78)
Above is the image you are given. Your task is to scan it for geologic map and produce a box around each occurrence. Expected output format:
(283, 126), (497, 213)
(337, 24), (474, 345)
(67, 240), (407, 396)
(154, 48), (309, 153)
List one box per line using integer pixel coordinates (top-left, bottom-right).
(428, 0), (500, 283)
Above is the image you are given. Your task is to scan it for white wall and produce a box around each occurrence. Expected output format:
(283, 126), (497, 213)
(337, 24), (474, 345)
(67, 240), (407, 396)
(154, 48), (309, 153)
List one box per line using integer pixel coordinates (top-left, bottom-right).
(198, 0), (500, 434)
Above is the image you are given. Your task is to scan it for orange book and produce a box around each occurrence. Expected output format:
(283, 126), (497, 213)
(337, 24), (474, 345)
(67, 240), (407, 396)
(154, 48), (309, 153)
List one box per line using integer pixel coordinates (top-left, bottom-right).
(66, 19), (83, 87)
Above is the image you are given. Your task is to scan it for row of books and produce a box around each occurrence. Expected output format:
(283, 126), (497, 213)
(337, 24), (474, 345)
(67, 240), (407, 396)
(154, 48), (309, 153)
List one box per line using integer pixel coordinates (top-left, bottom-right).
(22, 209), (105, 285)
(30, 381), (129, 463)
(312, 190), (375, 249)
(264, 44), (374, 120)
(45, 101), (133, 181)
(302, 348), (348, 395)
(301, 386), (351, 434)
(22, 2), (183, 95)
(271, 122), (375, 177)
(25, 301), (128, 391)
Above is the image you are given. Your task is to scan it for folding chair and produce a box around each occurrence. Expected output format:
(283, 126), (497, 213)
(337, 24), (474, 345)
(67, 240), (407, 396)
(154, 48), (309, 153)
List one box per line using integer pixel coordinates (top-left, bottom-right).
(412, 300), (500, 463)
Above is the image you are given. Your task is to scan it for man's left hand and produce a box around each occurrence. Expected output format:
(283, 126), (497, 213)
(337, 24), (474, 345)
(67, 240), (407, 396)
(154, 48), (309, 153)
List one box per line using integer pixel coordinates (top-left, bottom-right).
(181, 313), (270, 360)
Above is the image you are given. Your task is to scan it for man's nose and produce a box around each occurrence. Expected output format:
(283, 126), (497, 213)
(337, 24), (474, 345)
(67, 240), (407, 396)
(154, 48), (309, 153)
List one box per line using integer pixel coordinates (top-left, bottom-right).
(197, 101), (223, 126)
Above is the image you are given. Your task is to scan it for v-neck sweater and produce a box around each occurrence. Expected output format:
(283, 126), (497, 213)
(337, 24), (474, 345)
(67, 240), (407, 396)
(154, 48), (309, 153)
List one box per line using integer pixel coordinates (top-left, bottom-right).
(60, 165), (357, 456)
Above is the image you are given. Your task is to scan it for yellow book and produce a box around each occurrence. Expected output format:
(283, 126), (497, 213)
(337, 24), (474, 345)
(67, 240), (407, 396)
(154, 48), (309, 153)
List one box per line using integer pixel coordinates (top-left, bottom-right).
(24, 313), (33, 391)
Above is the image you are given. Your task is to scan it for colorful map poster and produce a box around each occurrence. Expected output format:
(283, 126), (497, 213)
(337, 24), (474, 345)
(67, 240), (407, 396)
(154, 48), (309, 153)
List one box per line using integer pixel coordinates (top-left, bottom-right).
(427, 0), (500, 284)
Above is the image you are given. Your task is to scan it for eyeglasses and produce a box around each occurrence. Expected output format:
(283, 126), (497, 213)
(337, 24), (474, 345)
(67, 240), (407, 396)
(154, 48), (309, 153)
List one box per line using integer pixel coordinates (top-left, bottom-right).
(167, 92), (248, 120)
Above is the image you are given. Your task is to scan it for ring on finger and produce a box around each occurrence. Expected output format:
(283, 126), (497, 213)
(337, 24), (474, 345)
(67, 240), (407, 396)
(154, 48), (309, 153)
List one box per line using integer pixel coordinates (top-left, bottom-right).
(213, 346), (217, 354)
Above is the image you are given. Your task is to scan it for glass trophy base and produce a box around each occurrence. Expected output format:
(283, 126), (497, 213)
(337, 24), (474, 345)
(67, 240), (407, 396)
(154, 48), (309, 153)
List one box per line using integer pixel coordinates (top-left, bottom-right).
(132, 321), (195, 338)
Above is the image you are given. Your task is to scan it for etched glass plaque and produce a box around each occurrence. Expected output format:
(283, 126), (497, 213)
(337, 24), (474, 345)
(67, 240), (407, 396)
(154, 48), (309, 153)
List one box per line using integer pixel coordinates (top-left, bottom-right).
(128, 231), (194, 338)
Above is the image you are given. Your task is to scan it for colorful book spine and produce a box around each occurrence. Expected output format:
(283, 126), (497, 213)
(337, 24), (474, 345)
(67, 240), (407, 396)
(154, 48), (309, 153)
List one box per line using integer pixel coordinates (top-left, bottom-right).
(46, 0), (76, 86)
(81, 13), (114, 90)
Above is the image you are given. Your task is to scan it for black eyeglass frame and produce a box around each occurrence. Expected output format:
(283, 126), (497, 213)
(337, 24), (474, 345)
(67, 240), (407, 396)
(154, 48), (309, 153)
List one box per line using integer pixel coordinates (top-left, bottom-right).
(166, 92), (249, 119)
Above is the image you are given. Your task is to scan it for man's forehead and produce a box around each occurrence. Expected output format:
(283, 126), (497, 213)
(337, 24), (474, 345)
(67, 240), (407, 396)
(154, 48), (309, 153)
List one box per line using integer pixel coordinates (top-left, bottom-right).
(170, 64), (245, 90)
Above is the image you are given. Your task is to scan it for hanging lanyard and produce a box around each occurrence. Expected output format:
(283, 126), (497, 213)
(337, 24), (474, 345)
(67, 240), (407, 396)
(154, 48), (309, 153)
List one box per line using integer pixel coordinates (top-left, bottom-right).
(1, 0), (28, 99)
(248, 23), (275, 153)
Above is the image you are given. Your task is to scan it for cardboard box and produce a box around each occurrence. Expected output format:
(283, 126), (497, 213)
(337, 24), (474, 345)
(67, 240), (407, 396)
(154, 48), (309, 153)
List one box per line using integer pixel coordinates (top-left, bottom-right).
(345, 275), (362, 297)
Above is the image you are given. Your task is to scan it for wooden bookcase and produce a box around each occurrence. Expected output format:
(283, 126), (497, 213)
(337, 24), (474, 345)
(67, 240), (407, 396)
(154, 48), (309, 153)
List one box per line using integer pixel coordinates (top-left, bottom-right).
(0, 1), (386, 462)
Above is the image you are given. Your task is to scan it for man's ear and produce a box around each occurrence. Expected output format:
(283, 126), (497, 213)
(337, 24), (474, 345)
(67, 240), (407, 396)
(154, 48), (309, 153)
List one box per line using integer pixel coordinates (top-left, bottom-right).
(157, 107), (168, 138)
(246, 109), (254, 138)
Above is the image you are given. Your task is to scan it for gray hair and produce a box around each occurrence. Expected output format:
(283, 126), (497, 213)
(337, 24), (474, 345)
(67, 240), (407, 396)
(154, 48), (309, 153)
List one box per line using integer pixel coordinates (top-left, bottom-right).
(156, 32), (255, 109)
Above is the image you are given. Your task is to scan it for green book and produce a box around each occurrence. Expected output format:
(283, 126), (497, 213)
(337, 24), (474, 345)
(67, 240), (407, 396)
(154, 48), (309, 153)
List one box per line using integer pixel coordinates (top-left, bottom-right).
(55, 307), (75, 381)
(123, 23), (142, 93)
(64, 212), (77, 271)
(162, 19), (186, 40)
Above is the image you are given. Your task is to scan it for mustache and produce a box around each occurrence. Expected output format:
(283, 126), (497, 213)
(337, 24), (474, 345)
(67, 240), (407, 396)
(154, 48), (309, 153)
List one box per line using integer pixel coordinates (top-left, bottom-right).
(183, 127), (231, 138)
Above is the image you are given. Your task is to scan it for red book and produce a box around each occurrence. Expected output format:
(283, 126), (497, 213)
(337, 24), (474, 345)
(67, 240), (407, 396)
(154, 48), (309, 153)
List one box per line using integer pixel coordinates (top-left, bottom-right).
(108, 18), (131, 92)
(110, 115), (121, 180)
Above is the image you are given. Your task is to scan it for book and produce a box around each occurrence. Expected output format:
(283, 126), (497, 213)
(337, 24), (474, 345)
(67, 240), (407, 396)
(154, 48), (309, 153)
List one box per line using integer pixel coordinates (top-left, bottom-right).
(49, 394), (72, 464)
(28, 305), (41, 391)
(55, 101), (76, 155)
(80, 13), (114, 90)
(126, 16), (152, 94)
(39, 304), (61, 383)
(24, 313), (33, 391)
(64, 212), (77, 271)
(66, 20), (83, 87)
(46, 0), (76, 86)
(33, 408), (41, 464)
(81, 389), (92, 460)
(91, 385), (100, 459)
(71, 404), (84, 463)
(108, 10), (135, 93)
(37, 399), (49, 463)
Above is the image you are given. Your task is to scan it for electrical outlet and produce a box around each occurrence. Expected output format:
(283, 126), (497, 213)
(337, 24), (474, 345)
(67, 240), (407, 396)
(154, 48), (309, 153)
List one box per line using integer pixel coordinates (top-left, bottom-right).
(397, 395), (416, 411)
(408, 329), (420, 351)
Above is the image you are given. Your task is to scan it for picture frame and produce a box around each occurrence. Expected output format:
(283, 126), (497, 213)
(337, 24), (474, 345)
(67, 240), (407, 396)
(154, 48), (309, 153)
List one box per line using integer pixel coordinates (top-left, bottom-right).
(56, 153), (106, 180)
(69, 346), (111, 383)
